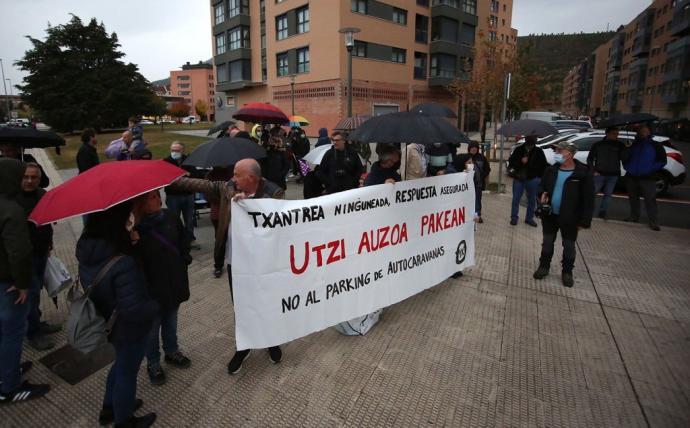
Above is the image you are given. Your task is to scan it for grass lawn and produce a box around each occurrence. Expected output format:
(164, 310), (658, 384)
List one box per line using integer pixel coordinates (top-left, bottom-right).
(48, 129), (210, 170)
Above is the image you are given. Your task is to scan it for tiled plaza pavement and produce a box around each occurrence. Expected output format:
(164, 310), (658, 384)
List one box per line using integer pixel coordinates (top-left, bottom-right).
(2, 151), (689, 427)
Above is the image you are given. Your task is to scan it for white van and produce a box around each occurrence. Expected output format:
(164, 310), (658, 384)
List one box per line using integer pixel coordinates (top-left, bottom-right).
(519, 111), (562, 122)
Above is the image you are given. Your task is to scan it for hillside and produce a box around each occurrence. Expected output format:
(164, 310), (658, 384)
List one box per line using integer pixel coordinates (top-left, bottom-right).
(518, 31), (615, 111)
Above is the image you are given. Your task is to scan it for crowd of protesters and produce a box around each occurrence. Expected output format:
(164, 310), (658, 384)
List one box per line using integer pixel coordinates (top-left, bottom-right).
(0, 115), (673, 427)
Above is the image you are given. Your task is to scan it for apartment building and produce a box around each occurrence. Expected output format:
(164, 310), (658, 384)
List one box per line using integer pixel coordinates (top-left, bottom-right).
(562, 0), (690, 120)
(210, 0), (516, 133)
(170, 61), (216, 121)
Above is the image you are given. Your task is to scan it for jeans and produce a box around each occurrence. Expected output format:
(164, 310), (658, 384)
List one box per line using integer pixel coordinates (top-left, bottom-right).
(103, 337), (148, 425)
(539, 215), (579, 273)
(146, 308), (179, 369)
(26, 255), (48, 340)
(166, 194), (196, 241)
(0, 281), (29, 394)
(626, 176), (658, 223)
(511, 177), (540, 221)
(594, 175), (618, 214)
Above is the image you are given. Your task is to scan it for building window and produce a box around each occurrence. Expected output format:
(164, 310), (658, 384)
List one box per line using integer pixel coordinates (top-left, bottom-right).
(414, 52), (427, 79)
(276, 14), (288, 40)
(297, 6), (310, 33)
(417, 0), (429, 6)
(230, 59), (251, 82)
(353, 40), (367, 57)
(432, 0), (458, 7)
(391, 48), (406, 63)
(229, 26), (250, 50)
(462, 0), (477, 15)
(177, 75), (190, 81)
(489, 31), (497, 42)
(277, 52), (289, 76)
(489, 15), (498, 28)
(430, 53), (456, 78)
(297, 47), (310, 73)
(229, 0), (249, 18)
(215, 33), (226, 54)
(179, 91), (191, 96)
(393, 8), (407, 25)
(490, 0), (499, 13)
(432, 16), (459, 43)
(415, 15), (429, 43)
(214, 2), (225, 25)
(351, 0), (367, 14)
(177, 83), (190, 88)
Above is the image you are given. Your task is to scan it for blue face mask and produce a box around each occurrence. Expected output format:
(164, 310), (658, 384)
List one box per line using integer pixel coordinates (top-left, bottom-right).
(170, 151), (182, 160)
(553, 153), (565, 164)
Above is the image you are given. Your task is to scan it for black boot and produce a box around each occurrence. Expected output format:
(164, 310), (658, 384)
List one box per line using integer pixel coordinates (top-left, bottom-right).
(114, 413), (156, 428)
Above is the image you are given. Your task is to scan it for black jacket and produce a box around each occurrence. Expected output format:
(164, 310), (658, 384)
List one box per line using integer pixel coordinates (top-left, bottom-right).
(134, 210), (191, 313)
(587, 138), (626, 176)
(508, 144), (548, 180)
(76, 143), (100, 174)
(0, 159), (32, 290)
(538, 160), (595, 228)
(453, 152), (491, 187)
(76, 237), (159, 343)
(16, 188), (53, 257)
(289, 131), (311, 158)
(364, 161), (401, 186)
(316, 146), (363, 193)
(261, 148), (291, 190)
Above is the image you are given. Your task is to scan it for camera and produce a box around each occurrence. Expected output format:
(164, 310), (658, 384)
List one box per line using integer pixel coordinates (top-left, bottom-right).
(535, 203), (552, 218)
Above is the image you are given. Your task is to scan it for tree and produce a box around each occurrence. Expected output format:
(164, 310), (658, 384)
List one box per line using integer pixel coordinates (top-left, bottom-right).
(168, 101), (190, 121)
(194, 99), (208, 121)
(16, 15), (163, 132)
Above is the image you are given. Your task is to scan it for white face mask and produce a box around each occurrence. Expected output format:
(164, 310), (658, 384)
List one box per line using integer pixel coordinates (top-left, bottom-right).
(170, 151), (182, 160)
(125, 212), (136, 232)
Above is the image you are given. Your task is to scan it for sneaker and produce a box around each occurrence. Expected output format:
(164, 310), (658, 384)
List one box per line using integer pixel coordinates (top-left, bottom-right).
(0, 362), (33, 387)
(598, 211), (607, 220)
(509, 218), (518, 226)
(27, 335), (55, 351)
(649, 222), (661, 231)
(39, 322), (62, 335)
(147, 366), (166, 386)
(623, 217), (639, 223)
(114, 412), (156, 428)
(213, 267), (223, 278)
(533, 266), (550, 279)
(99, 399), (143, 426)
(227, 350), (251, 375)
(525, 219), (538, 227)
(165, 351), (191, 368)
(562, 272), (574, 288)
(0, 381), (50, 404)
(268, 346), (282, 364)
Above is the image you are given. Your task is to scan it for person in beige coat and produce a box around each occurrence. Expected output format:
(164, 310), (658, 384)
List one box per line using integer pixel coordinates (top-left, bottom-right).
(402, 143), (428, 180)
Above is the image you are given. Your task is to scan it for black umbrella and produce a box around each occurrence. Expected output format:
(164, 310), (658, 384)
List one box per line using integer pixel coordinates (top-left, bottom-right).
(411, 102), (457, 119)
(598, 113), (657, 129)
(182, 137), (266, 168)
(333, 115), (372, 131)
(496, 119), (558, 137)
(0, 127), (66, 149)
(207, 120), (236, 136)
(348, 111), (470, 145)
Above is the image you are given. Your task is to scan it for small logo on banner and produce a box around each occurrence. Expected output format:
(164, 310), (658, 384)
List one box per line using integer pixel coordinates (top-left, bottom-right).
(455, 240), (467, 264)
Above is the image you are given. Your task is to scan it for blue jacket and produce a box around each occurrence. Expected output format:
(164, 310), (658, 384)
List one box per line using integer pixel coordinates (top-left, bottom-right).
(315, 128), (330, 148)
(76, 237), (159, 343)
(623, 136), (666, 178)
(364, 161), (401, 186)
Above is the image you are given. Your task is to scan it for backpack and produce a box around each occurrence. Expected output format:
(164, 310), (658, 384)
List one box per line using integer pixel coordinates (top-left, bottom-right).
(66, 256), (123, 354)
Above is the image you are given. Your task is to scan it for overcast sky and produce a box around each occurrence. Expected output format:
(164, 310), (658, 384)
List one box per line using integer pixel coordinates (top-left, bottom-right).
(1, 0), (654, 93)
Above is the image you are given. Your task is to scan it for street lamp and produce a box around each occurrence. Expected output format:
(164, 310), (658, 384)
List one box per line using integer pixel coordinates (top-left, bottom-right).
(289, 74), (296, 116)
(339, 27), (360, 118)
(0, 59), (10, 121)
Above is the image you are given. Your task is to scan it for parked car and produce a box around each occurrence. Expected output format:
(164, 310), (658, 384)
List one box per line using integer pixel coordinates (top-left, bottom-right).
(539, 131), (684, 195)
(552, 119), (593, 129)
(159, 119), (175, 124)
(519, 111), (563, 122)
(181, 116), (196, 124)
(655, 118), (690, 142)
(139, 119), (154, 125)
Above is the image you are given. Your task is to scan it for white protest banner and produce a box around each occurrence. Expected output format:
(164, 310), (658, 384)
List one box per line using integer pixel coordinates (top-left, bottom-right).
(231, 173), (475, 350)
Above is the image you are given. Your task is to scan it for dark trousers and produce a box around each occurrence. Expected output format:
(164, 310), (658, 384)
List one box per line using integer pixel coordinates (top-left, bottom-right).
(539, 215), (578, 273)
(0, 281), (29, 394)
(26, 255), (48, 340)
(103, 337), (148, 425)
(626, 176), (658, 223)
(212, 219), (227, 270)
(166, 194), (196, 241)
(475, 182), (483, 216)
(146, 308), (179, 369)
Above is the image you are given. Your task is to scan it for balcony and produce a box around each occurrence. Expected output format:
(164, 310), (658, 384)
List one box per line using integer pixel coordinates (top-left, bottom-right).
(429, 40), (473, 58)
(627, 90), (643, 108)
(663, 35), (690, 82)
(669, 0), (690, 37)
(431, 2), (478, 26)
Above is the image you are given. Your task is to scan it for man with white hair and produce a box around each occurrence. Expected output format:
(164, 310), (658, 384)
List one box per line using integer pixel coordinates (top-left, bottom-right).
(163, 142), (200, 249)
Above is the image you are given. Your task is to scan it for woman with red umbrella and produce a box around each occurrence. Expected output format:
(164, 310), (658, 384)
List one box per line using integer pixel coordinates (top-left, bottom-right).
(77, 202), (159, 427)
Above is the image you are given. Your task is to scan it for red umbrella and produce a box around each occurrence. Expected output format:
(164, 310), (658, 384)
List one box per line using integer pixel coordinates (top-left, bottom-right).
(232, 102), (289, 124)
(29, 160), (187, 225)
